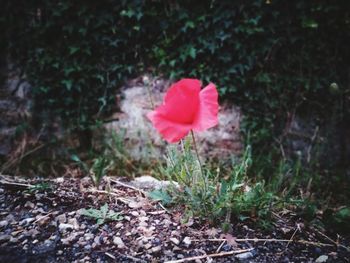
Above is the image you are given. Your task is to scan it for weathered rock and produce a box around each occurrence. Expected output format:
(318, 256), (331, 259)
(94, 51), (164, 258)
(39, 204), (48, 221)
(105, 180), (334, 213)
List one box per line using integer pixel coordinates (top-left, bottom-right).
(104, 76), (243, 163)
(19, 217), (35, 226)
(235, 251), (254, 260)
(58, 223), (74, 232)
(67, 218), (79, 230)
(56, 214), (67, 224)
(0, 234), (11, 243)
(170, 237), (180, 245)
(24, 201), (35, 209)
(0, 220), (8, 228)
(113, 236), (125, 248)
(129, 175), (178, 191)
(315, 255), (328, 263)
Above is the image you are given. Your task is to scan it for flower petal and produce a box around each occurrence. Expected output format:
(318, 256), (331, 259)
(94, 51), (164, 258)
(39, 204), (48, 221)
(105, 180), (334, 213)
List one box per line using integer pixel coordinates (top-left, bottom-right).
(192, 83), (219, 132)
(147, 111), (191, 143)
(164, 79), (201, 103)
(159, 78), (201, 124)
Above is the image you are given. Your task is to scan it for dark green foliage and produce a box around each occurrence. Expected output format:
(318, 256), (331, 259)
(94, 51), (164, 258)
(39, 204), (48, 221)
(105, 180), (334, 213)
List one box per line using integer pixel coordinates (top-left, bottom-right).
(3, 1), (350, 170)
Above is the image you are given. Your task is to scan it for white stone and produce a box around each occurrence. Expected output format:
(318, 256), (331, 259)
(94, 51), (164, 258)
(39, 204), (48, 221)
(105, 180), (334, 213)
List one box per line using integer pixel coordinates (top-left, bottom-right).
(113, 237), (125, 248)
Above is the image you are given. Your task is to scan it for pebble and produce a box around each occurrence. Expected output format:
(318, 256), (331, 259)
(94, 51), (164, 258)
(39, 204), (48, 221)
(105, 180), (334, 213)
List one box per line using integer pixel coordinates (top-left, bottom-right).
(93, 236), (101, 246)
(61, 232), (78, 245)
(57, 250), (63, 255)
(68, 218), (79, 230)
(170, 237), (180, 245)
(59, 223), (74, 232)
(56, 214), (67, 223)
(315, 255), (328, 263)
(24, 201), (35, 209)
(131, 211), (139, 217)
(182, 236), (191, 246)
(9, 237), (18, 243)
(0, 234), (11, 243)
(113, 237), (125, 248)
(5, 214), (15, 223)
(84, 233), (94, 241)
(0, 220), (8, 228)
(27, 228), (40, 238)
(84, 244), (92, 251)
(235, 252), (254, 260)
(151, 245), (162, 253)
(115, 223), (123, 229)
(19, 217), (35, 226)
(144, 243), (152, 249)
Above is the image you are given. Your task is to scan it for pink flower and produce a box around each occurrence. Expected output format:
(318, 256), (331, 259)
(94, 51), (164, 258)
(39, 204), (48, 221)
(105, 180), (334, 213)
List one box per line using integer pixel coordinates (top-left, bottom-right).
(147, 78), (219, 143)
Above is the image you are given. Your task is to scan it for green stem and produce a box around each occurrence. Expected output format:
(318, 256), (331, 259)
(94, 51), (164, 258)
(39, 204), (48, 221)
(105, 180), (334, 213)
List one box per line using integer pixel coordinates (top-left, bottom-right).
(190, 130), (204, 178)
(145, 81), (155, 109)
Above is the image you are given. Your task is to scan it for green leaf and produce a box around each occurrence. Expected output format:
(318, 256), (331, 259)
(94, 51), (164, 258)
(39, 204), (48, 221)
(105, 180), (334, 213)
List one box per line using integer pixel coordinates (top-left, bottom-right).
(69, 46), (80, 55)
(61, 80), (73, 91)
(189, 47), (196, 59)
(148, 189), (172, 205)
(101, 203), (109, 218)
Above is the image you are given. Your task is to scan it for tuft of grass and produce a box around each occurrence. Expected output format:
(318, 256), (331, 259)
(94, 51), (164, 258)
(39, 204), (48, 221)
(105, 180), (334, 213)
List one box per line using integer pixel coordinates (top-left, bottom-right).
(156, 142), (306, 229)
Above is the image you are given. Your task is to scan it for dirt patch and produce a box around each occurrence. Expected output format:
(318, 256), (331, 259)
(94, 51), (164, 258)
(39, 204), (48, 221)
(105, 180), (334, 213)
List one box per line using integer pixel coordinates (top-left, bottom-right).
(0, 175), (349, 262)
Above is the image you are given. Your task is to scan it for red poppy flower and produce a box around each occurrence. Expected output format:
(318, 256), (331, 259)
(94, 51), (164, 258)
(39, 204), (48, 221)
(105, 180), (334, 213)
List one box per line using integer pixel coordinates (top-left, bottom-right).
(147, 78), (219, 143)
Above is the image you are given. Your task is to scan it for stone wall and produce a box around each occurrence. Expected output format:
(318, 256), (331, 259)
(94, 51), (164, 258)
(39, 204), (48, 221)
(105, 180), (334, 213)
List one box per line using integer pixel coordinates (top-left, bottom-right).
(0, 66), (32, 159)
(103, 76), (243, 163)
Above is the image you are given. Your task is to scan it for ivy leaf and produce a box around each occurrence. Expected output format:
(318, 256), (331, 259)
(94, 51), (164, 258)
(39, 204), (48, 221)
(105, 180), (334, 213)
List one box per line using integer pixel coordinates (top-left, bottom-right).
(69, 46), (80, 55)
(61, 80), (73, 91)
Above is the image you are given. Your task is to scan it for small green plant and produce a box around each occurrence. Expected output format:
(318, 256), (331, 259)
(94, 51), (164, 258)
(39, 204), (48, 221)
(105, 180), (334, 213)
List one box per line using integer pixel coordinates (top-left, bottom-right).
(90, 157), (112, 187)
(158, 143), (281, 228)
(80, 204), (123, 225)
(71, 154), (112, 187)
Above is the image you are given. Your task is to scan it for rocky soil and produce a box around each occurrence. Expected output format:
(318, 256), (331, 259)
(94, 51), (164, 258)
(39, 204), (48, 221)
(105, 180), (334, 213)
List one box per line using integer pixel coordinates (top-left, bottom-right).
(0, 175), (349, 263)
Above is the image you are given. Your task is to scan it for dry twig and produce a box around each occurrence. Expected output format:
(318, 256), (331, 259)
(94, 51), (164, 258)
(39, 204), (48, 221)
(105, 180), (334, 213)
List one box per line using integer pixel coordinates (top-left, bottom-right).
(164, 248), (254, 263)
(109, 178), (146, 196)
(190, 238), (335, 248)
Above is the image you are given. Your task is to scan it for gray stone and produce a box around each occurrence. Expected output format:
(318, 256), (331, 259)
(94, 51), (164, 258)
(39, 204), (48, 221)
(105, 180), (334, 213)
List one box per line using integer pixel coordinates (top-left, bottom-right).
(103, 76), (243, 163)
(58, 223), (74, 232)
(84, 233), (94, 241)
(56, 214), (67, 224)
(113, 236), (125, 248)
(235, 252), (254, 260)
(24, 201), (35, 209)
(0, 234), (11, 243)
(0, 220), (8, 228)
(169, 237), (180, 245)
(19, 217), (35, 226)
(315, 255), (328, 263)
(67, 218), (79, 230)
(129, 175), (178, 191)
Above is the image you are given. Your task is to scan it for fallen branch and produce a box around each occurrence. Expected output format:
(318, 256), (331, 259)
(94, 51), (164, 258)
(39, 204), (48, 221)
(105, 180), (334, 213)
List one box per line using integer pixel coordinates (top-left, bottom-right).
(190, 238), (335, 247)
(33, 212), (53, 224)
(109, 178), (146, 196)
(164, 248), (254, 263)
(87, 188), (133, 204)
(314, 228), (350, 252)
(0, 179), (34, 189)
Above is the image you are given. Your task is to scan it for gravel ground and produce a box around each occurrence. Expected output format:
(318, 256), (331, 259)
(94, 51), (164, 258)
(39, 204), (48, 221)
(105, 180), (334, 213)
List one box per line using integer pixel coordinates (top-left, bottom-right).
(0, 175), (349, 263)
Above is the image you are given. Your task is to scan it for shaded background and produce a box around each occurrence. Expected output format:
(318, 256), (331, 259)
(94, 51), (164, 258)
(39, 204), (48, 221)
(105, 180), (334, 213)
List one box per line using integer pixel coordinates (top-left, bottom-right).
(1, 1), (349, 198)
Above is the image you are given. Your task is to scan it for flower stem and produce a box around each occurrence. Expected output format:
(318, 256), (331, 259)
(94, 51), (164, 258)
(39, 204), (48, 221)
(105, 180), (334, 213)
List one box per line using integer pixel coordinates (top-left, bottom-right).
(190, 130), (204, 178)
